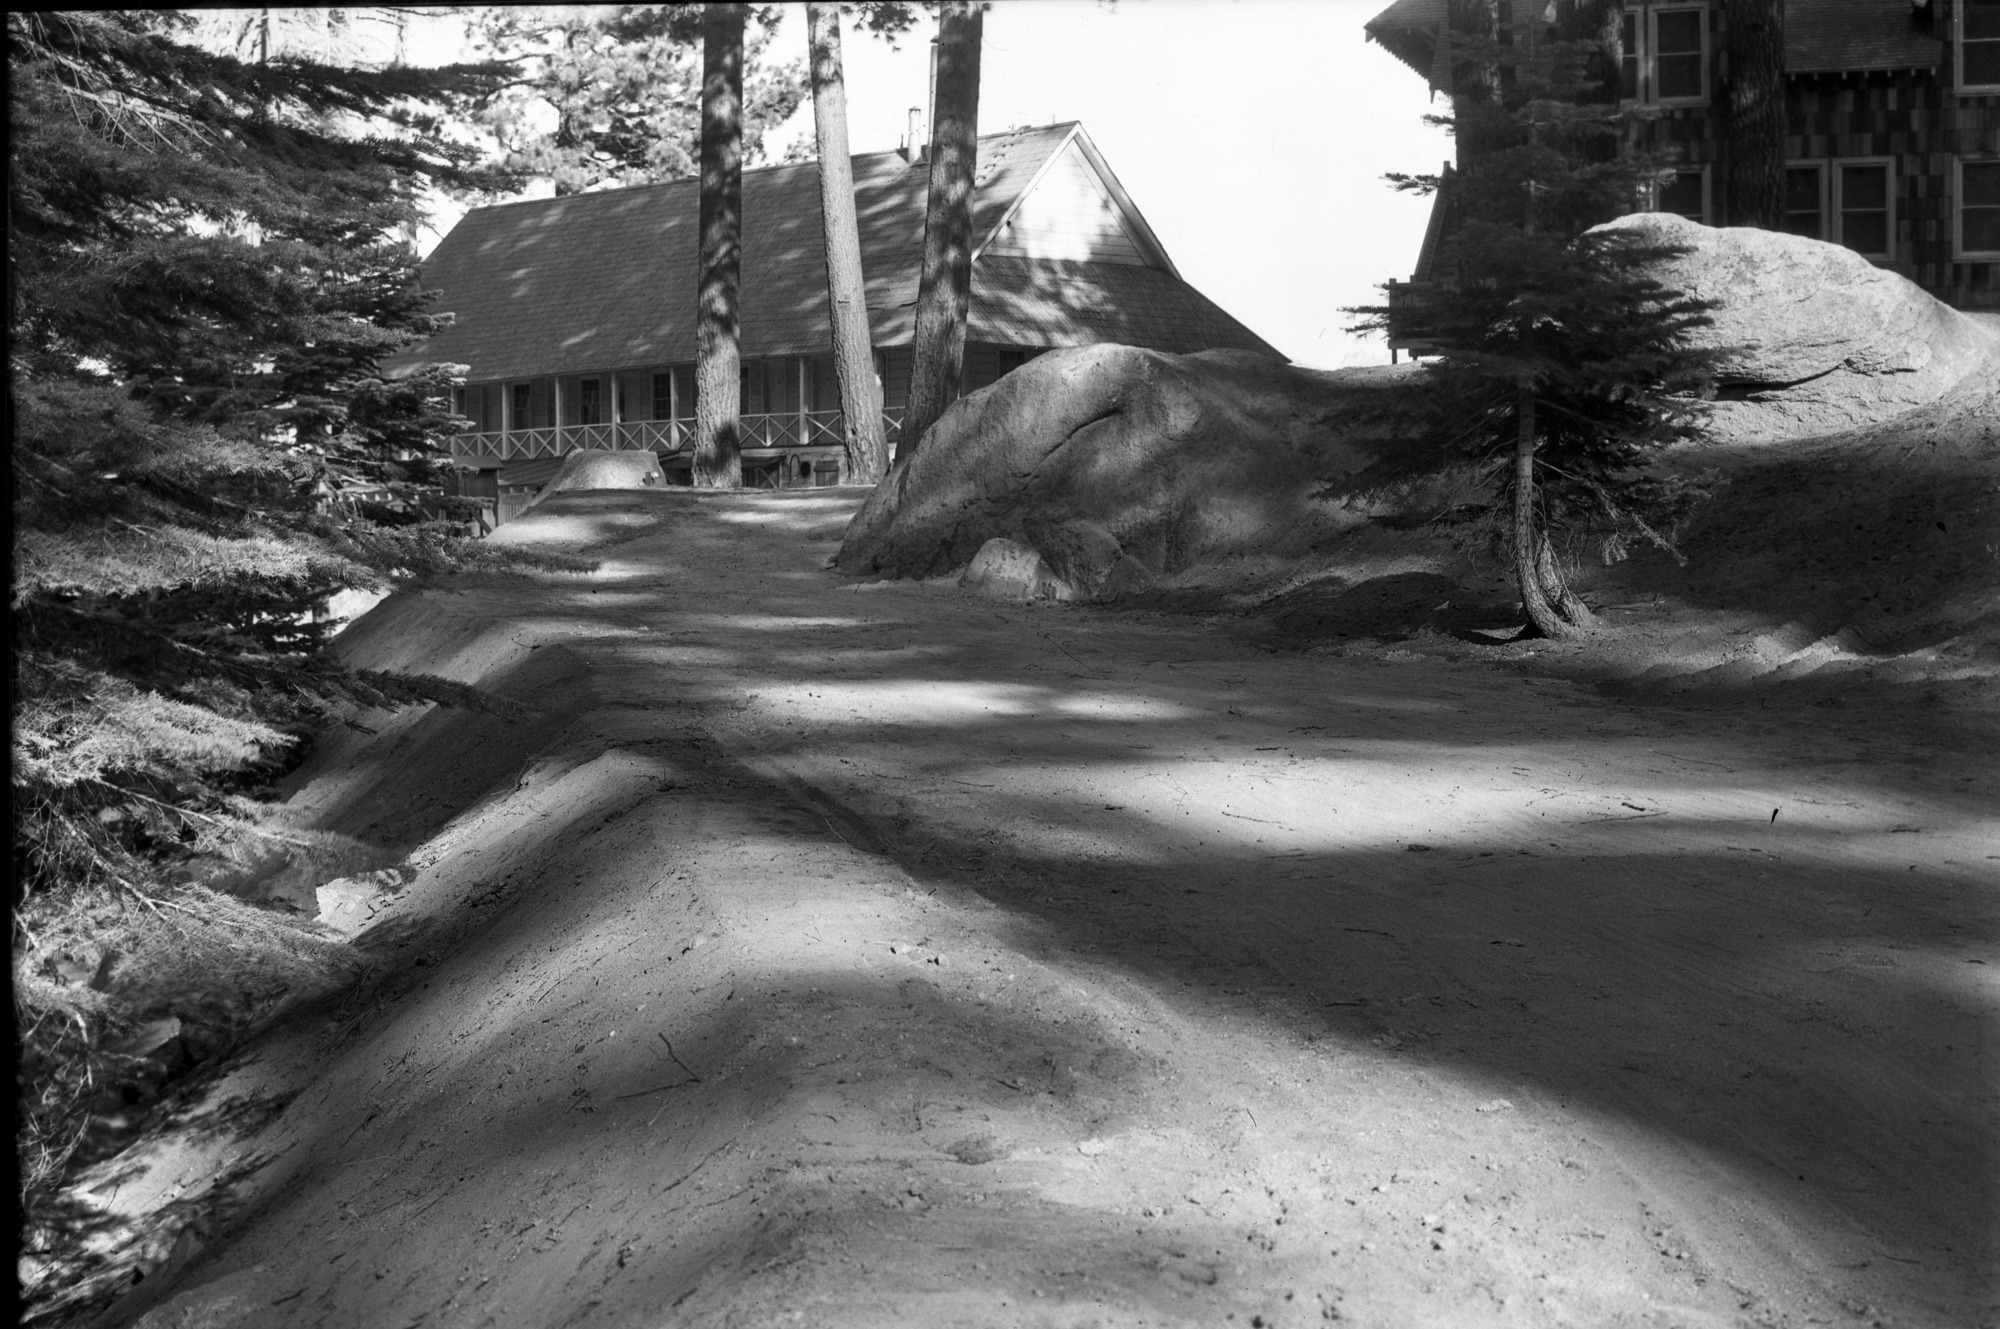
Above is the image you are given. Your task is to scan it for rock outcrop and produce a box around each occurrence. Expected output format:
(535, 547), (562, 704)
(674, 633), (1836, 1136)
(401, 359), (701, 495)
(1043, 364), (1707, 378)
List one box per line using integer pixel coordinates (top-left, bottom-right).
(1594, 213), (1999, 441)
(518, 448), (666, 515)
(836, 346), (1410, 587)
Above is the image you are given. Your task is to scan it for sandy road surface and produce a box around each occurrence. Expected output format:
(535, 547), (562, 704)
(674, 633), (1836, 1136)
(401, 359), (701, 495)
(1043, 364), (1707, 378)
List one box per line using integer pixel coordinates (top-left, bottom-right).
(106, 489), (1995, 1329)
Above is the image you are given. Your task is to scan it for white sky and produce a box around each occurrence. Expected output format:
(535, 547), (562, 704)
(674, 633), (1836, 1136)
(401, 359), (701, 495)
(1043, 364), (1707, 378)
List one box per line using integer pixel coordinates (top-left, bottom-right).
(411, 2), (1452, 369)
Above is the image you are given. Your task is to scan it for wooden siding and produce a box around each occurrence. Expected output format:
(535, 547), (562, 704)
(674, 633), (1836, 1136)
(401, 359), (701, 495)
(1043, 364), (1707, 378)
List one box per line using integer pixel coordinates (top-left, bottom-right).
(1380, 0), (2000, 309)
(1617, 0), (2000, 306)
(877, 346), (915, 412)
(963, 343), (1040, 393)
(1638, 64), (2000, 306)
(982, 142), (1152, 266)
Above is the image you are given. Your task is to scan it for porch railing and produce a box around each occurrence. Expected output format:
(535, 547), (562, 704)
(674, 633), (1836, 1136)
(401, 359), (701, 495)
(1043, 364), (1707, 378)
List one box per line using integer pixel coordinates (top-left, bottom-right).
(454, 411), (911, 464)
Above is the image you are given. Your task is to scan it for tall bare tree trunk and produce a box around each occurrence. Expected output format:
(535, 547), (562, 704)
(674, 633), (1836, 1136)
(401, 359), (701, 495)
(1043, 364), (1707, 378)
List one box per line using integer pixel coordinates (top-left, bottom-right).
(807, 3), (887, 486)
(694, 2), (745, 489)
(899, 2), (982, 462)
(1724, 0), (1786, 227)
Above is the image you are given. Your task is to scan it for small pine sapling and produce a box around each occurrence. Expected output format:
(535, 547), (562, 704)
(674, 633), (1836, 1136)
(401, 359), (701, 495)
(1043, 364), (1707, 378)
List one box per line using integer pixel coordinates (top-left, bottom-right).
(1351, 4), (1724, 638)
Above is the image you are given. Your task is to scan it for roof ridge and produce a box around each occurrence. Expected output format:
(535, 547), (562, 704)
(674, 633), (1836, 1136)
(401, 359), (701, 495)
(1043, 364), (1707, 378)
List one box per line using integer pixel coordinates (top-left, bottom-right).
(461, 121), (1083, 217)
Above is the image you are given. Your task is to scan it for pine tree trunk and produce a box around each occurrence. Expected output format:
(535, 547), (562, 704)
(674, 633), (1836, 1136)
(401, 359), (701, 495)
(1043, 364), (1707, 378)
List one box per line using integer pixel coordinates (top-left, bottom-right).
(1724, 0), (1786, 228)
(1536, 534), (1598, 628)
(1511, 387), (1584, 639)
(1555, 0), (1625, 106)
(808, 3), (887, 486)
(1447, 0), (1504, 159)
(694, 2), (745, 489)
(899, 2), (983, 462)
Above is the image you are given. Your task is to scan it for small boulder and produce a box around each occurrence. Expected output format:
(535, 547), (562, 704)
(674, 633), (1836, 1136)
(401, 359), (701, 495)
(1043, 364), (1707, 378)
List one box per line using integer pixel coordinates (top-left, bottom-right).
(1023, 518), (1125, 598)
(313, 868), (405, 937)
(1098, 553), (1160, 600)
(959, 538), (1071, 602)
(519, 448), (666, 514)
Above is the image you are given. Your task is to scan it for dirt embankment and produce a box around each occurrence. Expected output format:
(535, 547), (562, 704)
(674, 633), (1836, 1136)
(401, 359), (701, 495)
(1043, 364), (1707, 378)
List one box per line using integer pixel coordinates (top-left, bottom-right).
(50, 381), (2000, 1329)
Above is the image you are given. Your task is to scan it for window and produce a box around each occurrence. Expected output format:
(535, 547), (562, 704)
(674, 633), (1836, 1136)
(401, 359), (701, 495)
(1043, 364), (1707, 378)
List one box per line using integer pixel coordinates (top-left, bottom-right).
(578, 378), (600, 425)
(806, 357), (839, 412)
(765, 358), (799, 415)
(1784, 164), (1827, 239)
(511, 382), (531, 430)
(1961, 0), (2000, 92)
(1651, 7), (1707, 101)
(1959, 158), (2000, 258)
(652, 372), (672, 421)
(1835, 160), (1894, 258)
(1656, 166), (1709, 223)
(1623, 5), (1709, 105)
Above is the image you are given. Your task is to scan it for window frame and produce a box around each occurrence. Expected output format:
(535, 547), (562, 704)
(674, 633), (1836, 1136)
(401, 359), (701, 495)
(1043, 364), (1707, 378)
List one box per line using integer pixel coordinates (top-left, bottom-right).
(1621, 4), (1711, 107)
(1652, 163), (1712, 224)
(1831, 157), (1897, 260)
(1783, 159), (1829, 240)
(1956, 156), (2000, 260)
(1959, 0), (2000, 94)
(1647, 4), (1711, 106)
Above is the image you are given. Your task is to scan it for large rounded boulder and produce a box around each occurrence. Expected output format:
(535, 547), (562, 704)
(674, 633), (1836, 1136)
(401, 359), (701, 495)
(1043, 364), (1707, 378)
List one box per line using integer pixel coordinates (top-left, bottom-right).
(1595, 213), (1999, 440)
(836, 346), (1409, 585)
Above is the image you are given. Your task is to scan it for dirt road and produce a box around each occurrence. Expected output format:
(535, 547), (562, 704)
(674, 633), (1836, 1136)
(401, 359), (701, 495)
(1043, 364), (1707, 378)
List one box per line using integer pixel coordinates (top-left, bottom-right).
(99, 488), (1995, 1328)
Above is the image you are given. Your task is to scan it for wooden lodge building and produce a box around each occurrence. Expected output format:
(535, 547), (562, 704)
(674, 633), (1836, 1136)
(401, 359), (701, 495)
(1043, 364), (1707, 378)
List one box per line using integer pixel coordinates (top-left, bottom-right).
(386, 121), (1277, 516)
(1364, 0), (2000, 337)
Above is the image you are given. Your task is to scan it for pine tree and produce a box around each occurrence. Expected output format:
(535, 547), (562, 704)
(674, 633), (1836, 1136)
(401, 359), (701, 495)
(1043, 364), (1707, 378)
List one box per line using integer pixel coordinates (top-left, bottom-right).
(8, 11), (544, 1275)
(462, 5), (807, 197)
(1352, 6), (1721, 639)
(900, 1), (985, 461)
(1723, 0), (1787, 227)
(808, 2), (891, 485)
(694, 2), (747, 488)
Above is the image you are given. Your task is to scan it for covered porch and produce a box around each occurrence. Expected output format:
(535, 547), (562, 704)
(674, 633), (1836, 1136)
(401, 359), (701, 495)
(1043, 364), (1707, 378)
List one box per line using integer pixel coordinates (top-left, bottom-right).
(447, 412), (908, 473)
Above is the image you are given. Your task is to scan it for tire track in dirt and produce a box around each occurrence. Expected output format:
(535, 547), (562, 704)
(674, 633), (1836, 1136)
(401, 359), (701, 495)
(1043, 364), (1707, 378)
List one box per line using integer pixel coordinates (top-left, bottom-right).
(91, 489), (1996, 1329)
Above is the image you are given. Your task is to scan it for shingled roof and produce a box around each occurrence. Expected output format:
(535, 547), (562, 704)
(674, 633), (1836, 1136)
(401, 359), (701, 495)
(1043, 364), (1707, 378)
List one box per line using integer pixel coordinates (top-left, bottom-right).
(1364, 0), (1941, 87)
(389, 121), (1279, 381)
(1786, 0), (1940, 73)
